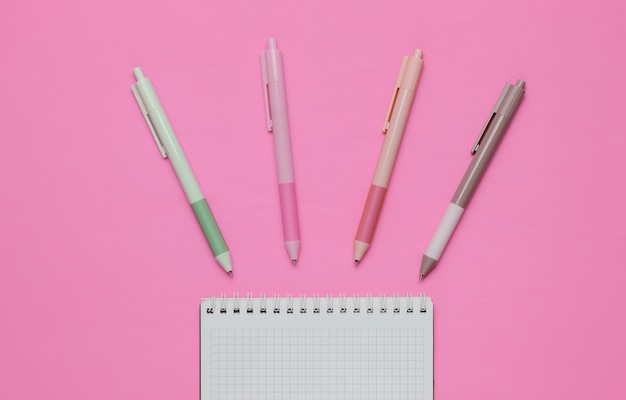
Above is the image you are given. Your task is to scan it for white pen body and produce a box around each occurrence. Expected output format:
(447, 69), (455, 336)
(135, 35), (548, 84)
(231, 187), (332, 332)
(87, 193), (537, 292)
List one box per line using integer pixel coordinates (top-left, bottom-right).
(424, 203), (464, 261)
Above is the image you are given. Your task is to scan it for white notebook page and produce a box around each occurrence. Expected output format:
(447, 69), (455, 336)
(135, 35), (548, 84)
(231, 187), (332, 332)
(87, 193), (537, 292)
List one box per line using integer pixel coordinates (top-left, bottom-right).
(200, 295), (433, 400)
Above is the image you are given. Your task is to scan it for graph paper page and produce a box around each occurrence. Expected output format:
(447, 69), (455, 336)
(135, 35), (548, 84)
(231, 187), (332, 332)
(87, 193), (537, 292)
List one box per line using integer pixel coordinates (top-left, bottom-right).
(200, 295), (433, 400)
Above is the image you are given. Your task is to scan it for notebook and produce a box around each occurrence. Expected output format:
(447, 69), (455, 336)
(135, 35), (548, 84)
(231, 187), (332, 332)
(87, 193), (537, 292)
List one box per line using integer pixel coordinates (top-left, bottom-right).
(200, 294), (433, 400)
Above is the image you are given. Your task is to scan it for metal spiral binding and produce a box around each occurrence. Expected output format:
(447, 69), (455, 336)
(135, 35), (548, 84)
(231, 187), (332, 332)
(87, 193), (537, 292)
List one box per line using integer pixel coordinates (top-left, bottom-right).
(366, 294), (374, 313)
(219, 294), (227, 314)
(246, 293), (254, 313)
(233, 293), (240, 314)
(205, 293), (427, 314)
(273, 294), (280, 314)
(393, 294), (400, 313)
(419, 293), (427, 313)
(407, 293), (414, 313)
(340, 294), (347, 313)
(299, 295), (307, 313)
(260, 294), (267, 314)
(206, 296), (216, 314)
(353, 294), (360, 313)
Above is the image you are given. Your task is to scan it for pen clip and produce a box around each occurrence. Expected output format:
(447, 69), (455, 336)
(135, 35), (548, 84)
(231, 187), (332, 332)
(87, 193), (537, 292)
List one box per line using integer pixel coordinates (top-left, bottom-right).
(260, 53), (273, 132)
(471, 83), (513, 155)
(131, 84), (167, 158)
(383, 88), (400, 133)
(472, 112), (495, 155)
(382, 58), (408, 133)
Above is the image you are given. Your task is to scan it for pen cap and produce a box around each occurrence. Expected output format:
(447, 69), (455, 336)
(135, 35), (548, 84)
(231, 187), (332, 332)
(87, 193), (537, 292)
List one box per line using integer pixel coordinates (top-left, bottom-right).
(498, 80), (525, 118)
(131, 67), (168, 158)
(383, 49), (424, 132)
(455, 79), (526, 207)
(132, 67), (163, 112)
(261, 38), (284, 84)
(396, 49), (424, 92)
(472, 80), (525, 155)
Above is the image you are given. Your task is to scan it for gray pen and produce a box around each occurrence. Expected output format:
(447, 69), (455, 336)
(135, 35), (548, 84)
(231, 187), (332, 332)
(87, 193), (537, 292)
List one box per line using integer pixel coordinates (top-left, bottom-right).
(420, 80), (526, 279)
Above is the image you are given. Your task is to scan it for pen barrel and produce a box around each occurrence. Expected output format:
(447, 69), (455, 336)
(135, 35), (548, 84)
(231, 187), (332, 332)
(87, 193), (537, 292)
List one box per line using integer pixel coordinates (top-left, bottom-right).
(373, 88), (415, 187)
(453, 81), (524, 207)
(149, 107), (204, 203)
(278, 183), (301, 242)
(424, 203), (464, 260)
(356, 184), (387, 243)
(268, 81), (296, 184)
(269, 81), (301, 244)
(451, 113), (512, 207)
(192, 199), (229, 257)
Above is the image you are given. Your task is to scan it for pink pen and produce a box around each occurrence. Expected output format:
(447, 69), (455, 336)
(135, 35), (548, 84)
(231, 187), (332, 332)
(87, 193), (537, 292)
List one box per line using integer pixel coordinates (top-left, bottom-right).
(354, 49), (424, 265)
(261, 38), (301, 265)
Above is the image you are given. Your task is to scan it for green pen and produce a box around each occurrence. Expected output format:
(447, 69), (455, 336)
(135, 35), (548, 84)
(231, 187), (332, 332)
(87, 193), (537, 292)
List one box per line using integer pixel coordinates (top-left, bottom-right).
(131, 67), (232, 275)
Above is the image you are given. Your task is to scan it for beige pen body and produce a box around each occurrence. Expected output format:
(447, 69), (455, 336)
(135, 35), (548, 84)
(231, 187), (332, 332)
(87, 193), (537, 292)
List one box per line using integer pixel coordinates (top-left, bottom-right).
(373, 50), (424, 187)
(354, 50), (424, 262)
(373, 88), (416, 186)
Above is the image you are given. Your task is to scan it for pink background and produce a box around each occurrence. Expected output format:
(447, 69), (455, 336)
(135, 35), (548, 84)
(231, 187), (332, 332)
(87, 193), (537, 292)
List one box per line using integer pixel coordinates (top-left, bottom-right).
(1, 0), (625, 398)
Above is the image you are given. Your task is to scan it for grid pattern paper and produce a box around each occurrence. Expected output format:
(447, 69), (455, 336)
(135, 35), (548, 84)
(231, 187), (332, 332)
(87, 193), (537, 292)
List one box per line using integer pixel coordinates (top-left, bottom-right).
(200, 295), (433, 400)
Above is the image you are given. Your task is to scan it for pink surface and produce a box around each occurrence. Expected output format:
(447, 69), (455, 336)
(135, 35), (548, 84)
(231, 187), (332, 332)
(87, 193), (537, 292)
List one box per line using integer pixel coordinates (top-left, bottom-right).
(1, 0), (625, 399)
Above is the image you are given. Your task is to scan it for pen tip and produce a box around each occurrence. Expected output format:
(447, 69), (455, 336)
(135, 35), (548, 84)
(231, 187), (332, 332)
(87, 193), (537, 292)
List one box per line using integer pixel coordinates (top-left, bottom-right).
(419, 256), (438, 280)
(354, 260), (359, 266)
(228, 271), (233, 276)
(292, 260), (297, 266)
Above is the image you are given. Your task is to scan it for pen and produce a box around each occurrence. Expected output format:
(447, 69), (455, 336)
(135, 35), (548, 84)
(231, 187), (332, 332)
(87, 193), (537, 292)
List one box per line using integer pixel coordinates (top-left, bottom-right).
(419, 79), (525, 279)
(261, 38), (301, 265)
(354, 49), (424, 265)
(131, 67), (233, 275)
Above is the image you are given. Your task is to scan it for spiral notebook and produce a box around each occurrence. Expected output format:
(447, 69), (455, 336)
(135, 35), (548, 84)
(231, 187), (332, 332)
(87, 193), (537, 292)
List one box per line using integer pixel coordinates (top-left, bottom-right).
(200, 294), (433, 400)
